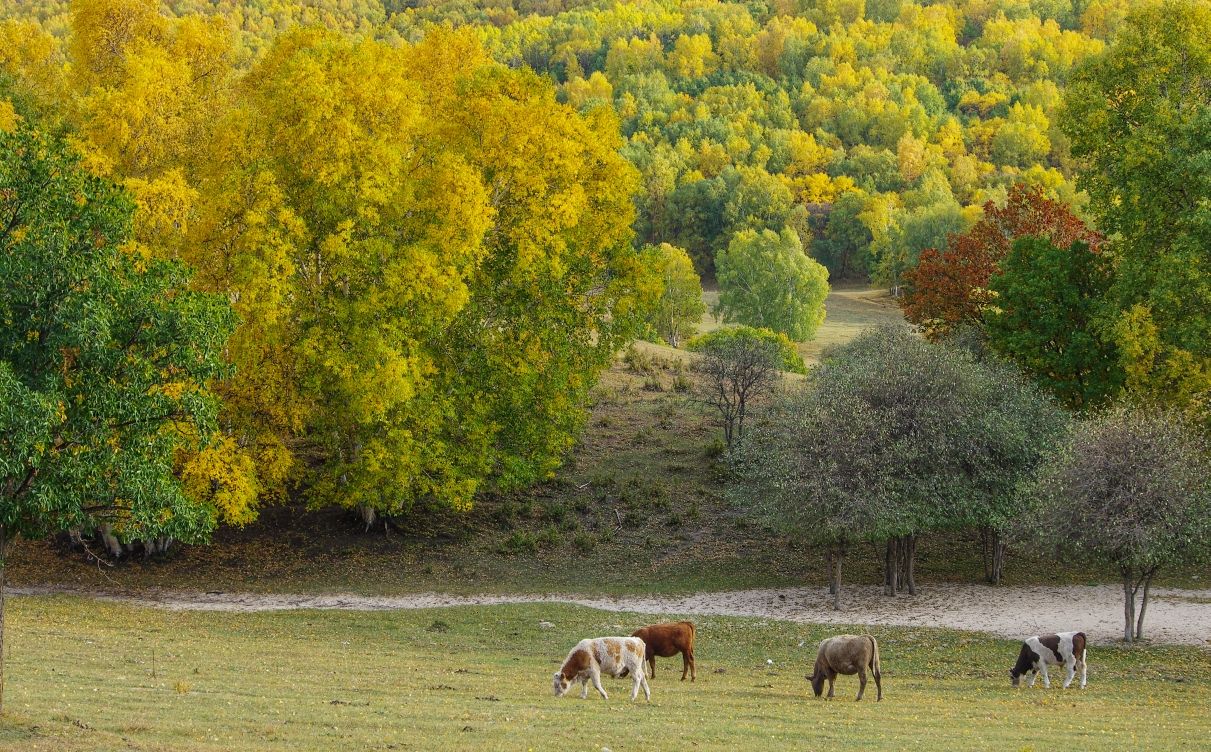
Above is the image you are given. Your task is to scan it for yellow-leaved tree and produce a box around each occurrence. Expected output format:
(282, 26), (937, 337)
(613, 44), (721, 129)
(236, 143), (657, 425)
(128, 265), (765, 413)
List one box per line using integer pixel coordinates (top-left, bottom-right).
(64, 0), (289, 533)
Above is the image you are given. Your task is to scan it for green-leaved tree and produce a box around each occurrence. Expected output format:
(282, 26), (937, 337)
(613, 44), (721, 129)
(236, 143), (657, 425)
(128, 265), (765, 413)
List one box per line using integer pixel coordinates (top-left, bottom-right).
(643, 242), (705, 347)
(734, 326), (1067, 606)
(714, 227), (830, 342)
(987, 237), (1124, 409)
(1061, 0), (1211, 418)
(0, 120), (234, 711)
(1030, 407), (1211, 643)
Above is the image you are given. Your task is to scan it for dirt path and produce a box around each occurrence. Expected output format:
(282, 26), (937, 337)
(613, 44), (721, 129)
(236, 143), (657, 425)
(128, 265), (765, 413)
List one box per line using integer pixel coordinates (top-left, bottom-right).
(13, 583), (1211, 646)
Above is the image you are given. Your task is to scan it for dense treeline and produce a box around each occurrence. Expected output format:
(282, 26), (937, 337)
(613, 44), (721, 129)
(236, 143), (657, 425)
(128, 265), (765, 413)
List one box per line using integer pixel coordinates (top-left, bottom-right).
(5, 0), (1140, 282)
(1, 0), (652, 542)
(444, 0), (1118, 282)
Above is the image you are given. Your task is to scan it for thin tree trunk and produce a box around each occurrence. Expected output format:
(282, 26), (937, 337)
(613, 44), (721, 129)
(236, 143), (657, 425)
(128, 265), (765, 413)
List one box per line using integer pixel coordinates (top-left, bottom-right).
(905, 534), (917, 595)
(893, 536), (909, 594)
(883, 539), (895, 597)
(359, 505), (377, 532)
(992, 535), (1006, 586)
(1, 524), (7, 715)
(1122, 573), (1135, 644)
(1135, 569), (1156, 641)
(826, 549), (836, 595)
(832, 551), (842, 611)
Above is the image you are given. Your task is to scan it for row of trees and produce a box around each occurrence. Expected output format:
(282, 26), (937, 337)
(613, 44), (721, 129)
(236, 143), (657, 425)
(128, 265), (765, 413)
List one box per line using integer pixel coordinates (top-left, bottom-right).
(733, 327), (1211, 643)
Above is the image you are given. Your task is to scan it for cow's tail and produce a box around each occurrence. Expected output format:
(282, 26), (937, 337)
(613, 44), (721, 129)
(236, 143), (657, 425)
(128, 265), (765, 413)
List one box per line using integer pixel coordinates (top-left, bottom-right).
(686, 621), (697, 653)
(867, 635), (881, 676)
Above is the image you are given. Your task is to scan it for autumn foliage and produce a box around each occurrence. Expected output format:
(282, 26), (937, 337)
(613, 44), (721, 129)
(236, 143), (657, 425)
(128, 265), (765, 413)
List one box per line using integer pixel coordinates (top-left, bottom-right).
(0, 2), (650, 527)
(899, 185), (1102, 338)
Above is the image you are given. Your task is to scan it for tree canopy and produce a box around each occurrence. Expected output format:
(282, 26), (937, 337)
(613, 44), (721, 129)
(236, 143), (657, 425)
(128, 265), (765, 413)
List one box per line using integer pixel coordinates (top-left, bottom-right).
(714, 227), (830, 342)
(1029, 406), (1211, 642)
(734, 325), (1067, 601)
(987, 237), (1122, 409)
(1, 6), (653, 527)
(1061, 0), (1211, 420)
(0, 118), (234, 550)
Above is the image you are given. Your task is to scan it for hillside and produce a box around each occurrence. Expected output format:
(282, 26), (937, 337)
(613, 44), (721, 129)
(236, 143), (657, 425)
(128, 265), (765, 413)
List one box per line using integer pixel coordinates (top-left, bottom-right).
(11, 286), (1156, 597)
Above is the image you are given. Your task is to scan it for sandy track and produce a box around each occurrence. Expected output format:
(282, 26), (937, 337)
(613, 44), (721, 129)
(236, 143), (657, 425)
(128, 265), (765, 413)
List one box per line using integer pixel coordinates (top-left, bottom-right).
(13, 583), (1211, 646)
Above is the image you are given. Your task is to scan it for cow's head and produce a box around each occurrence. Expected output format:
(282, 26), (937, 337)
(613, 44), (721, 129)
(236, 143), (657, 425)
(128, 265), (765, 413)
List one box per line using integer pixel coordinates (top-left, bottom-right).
(553, 671), (572, 697)
(1009, 643), (1037, 687)
(809, 668), (826, 697)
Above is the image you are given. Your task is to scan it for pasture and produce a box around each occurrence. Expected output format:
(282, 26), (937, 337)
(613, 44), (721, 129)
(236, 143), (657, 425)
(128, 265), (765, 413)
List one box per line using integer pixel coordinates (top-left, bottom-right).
(1, 598), (1208, 751)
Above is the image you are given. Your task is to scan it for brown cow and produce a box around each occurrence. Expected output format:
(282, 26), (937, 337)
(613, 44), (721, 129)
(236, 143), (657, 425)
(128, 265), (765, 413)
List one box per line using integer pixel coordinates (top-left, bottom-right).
(631, 621), (696, 681)
(809, 634), (882, 701)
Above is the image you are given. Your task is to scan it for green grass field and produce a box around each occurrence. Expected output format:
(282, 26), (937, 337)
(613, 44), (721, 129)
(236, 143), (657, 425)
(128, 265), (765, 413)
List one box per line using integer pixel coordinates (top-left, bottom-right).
(1, 597), (1208, 751)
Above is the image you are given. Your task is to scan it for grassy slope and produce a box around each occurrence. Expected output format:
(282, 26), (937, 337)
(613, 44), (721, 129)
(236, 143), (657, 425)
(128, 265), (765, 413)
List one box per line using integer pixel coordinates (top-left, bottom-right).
(1, 598), (1208, 751)
(8, 288), (1207, 595)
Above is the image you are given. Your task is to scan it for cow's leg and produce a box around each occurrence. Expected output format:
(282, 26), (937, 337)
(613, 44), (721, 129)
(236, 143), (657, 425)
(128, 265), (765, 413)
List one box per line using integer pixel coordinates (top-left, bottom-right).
(856, 668), (867, 701)
(1028, 669), (1038, 688)
(1063, 660), (1076, 689)
(1080, 656), (1087, 689)
(591, 669), (608, 700)
(681, 650), (690, 681)
(873, 667), (882, 702)
(579, 676), (589, 699)
(688, 647), (696, 682)
(647, 654), (656, 681)
(631, 665), (650, 702)
(826, 671), (836, 698)
(1039, 662), (1051, 689)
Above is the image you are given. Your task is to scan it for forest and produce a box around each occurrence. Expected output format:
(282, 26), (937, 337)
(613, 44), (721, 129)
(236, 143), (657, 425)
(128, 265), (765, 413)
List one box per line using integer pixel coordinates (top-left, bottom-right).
(1, 0), (1208, 589)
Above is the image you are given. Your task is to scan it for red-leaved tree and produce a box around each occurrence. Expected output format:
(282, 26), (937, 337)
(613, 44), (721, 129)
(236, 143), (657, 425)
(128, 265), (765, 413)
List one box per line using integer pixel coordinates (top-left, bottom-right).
(899, 186), (1102, 338)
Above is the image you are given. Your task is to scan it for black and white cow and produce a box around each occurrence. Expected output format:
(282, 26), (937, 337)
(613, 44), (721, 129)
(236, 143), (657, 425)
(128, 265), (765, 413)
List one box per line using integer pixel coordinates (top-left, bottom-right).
(1009, 631), (1087, 689)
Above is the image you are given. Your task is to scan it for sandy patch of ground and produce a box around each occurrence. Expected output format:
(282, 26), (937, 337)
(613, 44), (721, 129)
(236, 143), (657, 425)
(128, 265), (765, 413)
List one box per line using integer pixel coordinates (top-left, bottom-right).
(13, 583), (1211, 646)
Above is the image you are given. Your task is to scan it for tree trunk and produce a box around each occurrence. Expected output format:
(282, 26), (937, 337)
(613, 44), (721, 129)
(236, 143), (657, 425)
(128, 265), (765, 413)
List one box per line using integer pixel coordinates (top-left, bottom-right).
(99, 524), (124, 558)
(832, 550), (843, 611)
(359, 505), (377, 531)
(883, 539), (895, 597)
(992, 535), (1005, 586)
(1, 524), (8, 715)
(1122, 573), (1135, 644)
(1135, 569), (1156, 641)
(826, 549), (836, 595)
(905, 534), (917, 595)
(982, 528), (1006, 585)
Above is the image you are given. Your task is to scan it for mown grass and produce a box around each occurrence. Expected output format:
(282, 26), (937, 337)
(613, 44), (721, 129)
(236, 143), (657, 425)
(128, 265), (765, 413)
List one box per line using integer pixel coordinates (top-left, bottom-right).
(1, 598), (1208, 751)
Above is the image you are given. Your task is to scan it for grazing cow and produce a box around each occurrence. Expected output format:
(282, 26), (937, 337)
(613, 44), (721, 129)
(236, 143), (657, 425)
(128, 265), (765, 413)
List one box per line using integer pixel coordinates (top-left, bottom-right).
(630, 621), (696, 681)
(809, 634), (882, 701)
(1009, 631), (1087, 689)
(553, 637), (651, 701)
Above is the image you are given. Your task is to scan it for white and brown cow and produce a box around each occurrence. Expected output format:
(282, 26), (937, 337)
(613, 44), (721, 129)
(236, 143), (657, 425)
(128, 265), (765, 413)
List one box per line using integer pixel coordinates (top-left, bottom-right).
(1009, 631), (1088, 689)
(553, 636), (651, 701)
